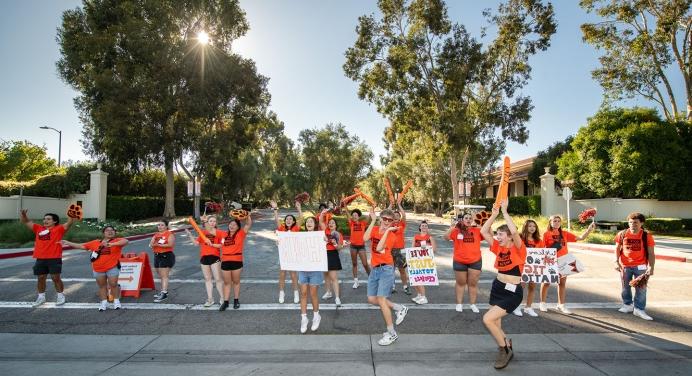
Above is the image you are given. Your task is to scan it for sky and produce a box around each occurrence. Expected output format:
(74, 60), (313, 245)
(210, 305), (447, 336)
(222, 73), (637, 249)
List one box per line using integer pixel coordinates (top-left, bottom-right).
(0, 1), (685, 169)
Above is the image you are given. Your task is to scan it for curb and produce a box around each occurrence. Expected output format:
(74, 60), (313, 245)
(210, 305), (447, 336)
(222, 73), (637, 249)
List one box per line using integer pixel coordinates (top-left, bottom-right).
(570, 243), (690, 263)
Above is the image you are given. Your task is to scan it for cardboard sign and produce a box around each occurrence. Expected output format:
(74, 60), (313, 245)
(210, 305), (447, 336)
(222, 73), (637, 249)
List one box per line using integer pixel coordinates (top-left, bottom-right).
(277, 231), (328, 272)
(119, 252), (155, 298)
(522, 248), (560, 284)
(405, 246), (439, 286)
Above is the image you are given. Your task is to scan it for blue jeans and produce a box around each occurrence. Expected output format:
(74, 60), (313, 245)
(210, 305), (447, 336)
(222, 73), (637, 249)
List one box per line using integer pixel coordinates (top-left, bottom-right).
(621, 266), (647, 310)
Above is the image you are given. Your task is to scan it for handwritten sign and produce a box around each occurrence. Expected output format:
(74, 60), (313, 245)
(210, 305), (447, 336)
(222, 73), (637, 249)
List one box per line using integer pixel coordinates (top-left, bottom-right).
(277, 231), (328, 272)
(521, 248), (559, 284)
(405, 247), (439, 286)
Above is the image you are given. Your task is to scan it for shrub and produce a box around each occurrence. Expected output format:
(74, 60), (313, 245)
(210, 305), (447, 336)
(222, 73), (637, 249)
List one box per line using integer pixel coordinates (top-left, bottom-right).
(645, 218), (683, 232)
(0, 222), (34, 244)
(681, 218), (692, 230)
(107, 196), (195, 221)
(469, 195), (541, 216)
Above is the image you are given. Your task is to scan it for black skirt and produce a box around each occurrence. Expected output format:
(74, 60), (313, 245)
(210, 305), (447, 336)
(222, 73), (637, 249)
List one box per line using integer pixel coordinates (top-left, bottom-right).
(327, 251), (342, 271)
(489, 278), (523, 313)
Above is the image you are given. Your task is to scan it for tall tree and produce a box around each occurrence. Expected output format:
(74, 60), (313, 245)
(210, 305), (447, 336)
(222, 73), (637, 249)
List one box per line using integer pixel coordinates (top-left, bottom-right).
(0, 141), (59, 181)
(344, 0), (556, 212)
(527, 135), (573, 186)
(57, 0), (268, 217)
(581, 0), (691, 121)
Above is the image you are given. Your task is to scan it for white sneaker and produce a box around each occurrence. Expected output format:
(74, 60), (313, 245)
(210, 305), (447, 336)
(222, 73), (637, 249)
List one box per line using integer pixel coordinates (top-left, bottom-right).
(618, 304), (634, 313)
(378, 332), (399, 346)
(335, 297), (342, 306)
(418, 296), (428, 304)
(470, 304), (480, 313)
(98, 300), (108, 311)
(395, 306), (409, 325)
(279, 290), (285, 304)
(352, 279), (359, 289)
(32, 295), (46, 308)
(300, 315), (308, 334)
(633, 308), (653, 321)
(203, 300), (213, 307)
(293, 290), (300, 304)
(56, 293), (65, 306)
(321, 291), (333, 300)
(539, 302), (548, 312)
(557, 304), (572, 315)
(524, 308), (539, 317)
(113, 300), (122, 310)
(311, 313), (321, 331)
(512, 307), (523, 317)
(455, 304), (463, 312)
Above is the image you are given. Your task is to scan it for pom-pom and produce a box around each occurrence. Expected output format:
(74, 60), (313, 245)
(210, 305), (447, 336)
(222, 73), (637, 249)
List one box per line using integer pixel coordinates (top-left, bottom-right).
(294, 192), (310, 204)
(579, 208), (598, 223)
(629, 273), (649, 289)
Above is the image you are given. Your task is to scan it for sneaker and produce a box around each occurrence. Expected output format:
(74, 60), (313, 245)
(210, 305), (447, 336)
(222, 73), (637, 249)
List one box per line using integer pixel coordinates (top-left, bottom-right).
(494, 345), (514, 369)
(32, 295), (46, 308)
(113, 300), (122, 310)
(300, 315), (309, 334)
(470, 304), (480, 313)
(203, 300), (213, 307)
(233, 300), (240, 309)
(219, 301), (229, 311)
(618, 304), (634, 313)
(417, 296), (428, 304)
(352, 279), (359, 289)
(395, 305), (409, 325)
(153, 291), (162, 299)
(391, 285), (397, 293)
(455, 304), (463, 313)
(556, 304), (572, 315)
(539, 302), (548, 312)
(321, 291), (333, 300)
(56, 293), (65, 306)
(403, 286), (411, 295)
(378, 332), (399, 346)
(293, 290), (300, 304)
(512, 307), (523, 317)
(524, 308), (538, 317)
(335, 297), (342, 307)
(154, 292), (168, 303)
(98, 300), (108, 311)
(279, 291), (285, 304)
(633, 308), (653, 321)
(311, 313), (321, 331)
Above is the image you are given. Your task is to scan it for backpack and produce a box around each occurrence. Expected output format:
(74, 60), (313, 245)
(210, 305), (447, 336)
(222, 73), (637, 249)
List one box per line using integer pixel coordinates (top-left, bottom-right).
(616, 229), (649, 263)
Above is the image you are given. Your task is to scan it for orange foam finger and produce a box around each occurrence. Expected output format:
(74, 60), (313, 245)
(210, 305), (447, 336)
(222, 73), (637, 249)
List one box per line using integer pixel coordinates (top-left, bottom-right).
(383, 178), (395, 205)
(188, 217), (209, 243)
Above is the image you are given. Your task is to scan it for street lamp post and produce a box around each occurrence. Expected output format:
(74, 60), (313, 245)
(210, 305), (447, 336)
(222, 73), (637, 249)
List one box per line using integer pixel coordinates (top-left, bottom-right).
(39, 126), (62, 167)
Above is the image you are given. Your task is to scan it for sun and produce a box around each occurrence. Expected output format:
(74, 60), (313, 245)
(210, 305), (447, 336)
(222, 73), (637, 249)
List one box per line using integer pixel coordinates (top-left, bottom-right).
(197, 31), (210, 45)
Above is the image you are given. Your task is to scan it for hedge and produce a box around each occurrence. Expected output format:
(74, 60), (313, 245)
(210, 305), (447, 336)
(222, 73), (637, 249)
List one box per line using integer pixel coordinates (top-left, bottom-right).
(645, 218), (683, 232)
(681, 218), (692, 230)
(469, 195), (541, 216)
(106, 196), (195, 221)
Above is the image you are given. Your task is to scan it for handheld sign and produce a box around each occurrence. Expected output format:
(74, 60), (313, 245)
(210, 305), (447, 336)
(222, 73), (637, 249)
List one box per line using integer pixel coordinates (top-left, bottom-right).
(277, 231), (328, 272)
(405, 247), (439, 286)
(493, 156), (510, 209)
(522, 248), (559, 284)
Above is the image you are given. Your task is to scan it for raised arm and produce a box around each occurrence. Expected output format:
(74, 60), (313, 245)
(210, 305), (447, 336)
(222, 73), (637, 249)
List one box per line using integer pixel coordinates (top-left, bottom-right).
(60, 239), (86, 249)
(243, 214), (253, 232)
(576, 222), (596, 241)
(270, 200), (281, 228)
(63, 216), (76, 232)
(445, 220), (456, 240)
(318, 209), (327, 231)
(19, 209), (34, 231)
(185, 228), (200, 246)
(500, 199), (522, 248)
(363, 207), (377, 242)
(480, 206), (500, 245)
(397, 201), (406, 221)
(108, 238), (129, 247)
(295, 201), (304, 227)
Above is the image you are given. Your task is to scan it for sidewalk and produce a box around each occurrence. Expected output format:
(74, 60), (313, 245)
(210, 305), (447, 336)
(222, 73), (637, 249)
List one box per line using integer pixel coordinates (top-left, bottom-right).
(1, 332), (690, 375)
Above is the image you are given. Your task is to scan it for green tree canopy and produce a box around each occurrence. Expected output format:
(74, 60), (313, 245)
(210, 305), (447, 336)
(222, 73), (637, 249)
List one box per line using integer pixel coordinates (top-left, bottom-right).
(528, 136), (573, 186)
(0, 141), (59, 181)
(557, 107), (692, 200)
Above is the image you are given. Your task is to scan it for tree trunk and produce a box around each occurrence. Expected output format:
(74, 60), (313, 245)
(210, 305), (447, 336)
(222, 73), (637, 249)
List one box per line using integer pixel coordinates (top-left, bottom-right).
(450, 157), (459, 217)
(163, 158), (176, 218)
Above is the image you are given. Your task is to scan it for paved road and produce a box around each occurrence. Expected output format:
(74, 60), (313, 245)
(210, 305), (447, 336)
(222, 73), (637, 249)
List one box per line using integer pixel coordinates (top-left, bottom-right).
(1, 209), (691, 375)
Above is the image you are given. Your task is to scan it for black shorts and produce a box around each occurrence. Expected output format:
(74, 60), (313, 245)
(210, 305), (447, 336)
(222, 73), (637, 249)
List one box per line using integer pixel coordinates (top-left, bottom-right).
(391, 248), (407, 268)
(489, 278), (523, 313)
(327, 251), (342, 271)
(350, 244), (366, 252)
(221, 261), (243, 271)
(154, 252), (175, 268)
(453, 259), (483, 271)
(33, 258), (62, 275)
(200, 255), (220, 265)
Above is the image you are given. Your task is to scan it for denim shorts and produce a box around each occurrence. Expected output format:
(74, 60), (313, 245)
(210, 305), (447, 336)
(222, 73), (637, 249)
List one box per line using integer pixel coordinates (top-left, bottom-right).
(298, 271), (324, 286)
(93, 266), (120, 278)
(367, 264), (395, 297)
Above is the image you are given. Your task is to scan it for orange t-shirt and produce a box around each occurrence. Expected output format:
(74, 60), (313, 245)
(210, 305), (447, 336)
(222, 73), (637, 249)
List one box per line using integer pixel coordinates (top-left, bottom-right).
(32, 224), (66, 259)
(152, 231), (173, 253)
(221, 229), (247, 262)
(523, 237), (546, 249)
(449, 227), (482, 264)
(543, 229), (577, 257)
(278, 224), (301, 232)
(393, 221), (406, 249)
(615, 230), (655, 267)
(197, 229), (223, 257)
(490, 239), (527, 272)
(413, 233), (431, 247)
(84, 238), (124, 273)
(348, 219), (367, 246)
(369, 226), (395, 266)
(325, 229), (343, 251)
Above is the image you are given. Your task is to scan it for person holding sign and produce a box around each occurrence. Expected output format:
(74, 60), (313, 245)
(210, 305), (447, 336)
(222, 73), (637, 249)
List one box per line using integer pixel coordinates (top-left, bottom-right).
(298, 216), (325, 333)
(347, 208), (371, 289)
(61, 226), (128, 311)
(410, 220), (436, 304)
(446, 212), (482, 313)
(479, 199), (525, 369)
(149, 220), (175, 303)
(364, 208), (409, 346)
(185, 215), (224, 307)
(319, 211), (345, 306)
(20, 209), (76, 307)
(539, 215), (595, 314)
(514, 220), (545, 317)
(219, 215), (252, 311)
(271, 200), (302, 304)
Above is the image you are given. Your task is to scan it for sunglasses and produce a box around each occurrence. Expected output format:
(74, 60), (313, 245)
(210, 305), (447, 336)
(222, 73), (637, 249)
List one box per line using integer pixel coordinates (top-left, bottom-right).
(381, 217), (393, 222)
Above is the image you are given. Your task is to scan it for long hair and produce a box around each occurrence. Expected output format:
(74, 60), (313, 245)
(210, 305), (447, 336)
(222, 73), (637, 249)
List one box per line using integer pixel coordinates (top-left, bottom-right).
(521, 219), (542, 243)
(455, 212), (472, 231)
(284, 214), (297, 230)
(304, 216), (318, 231)
(546, 214), (562, 232)
(226, 219), (242, 243)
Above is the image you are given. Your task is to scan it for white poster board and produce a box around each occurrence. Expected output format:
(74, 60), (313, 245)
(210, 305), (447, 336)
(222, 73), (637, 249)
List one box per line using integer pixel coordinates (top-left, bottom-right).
(405, 247), (439, 286)
(277, 231), (328, 272)
(557, 253), (586, 276)
(118, 261), (142, 291)
(521, 248), (559, 284)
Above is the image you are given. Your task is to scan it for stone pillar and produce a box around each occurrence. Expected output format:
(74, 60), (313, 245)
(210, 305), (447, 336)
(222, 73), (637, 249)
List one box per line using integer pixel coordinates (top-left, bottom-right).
(88, 164), (108, 221)
(540, 167), (557, 217)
